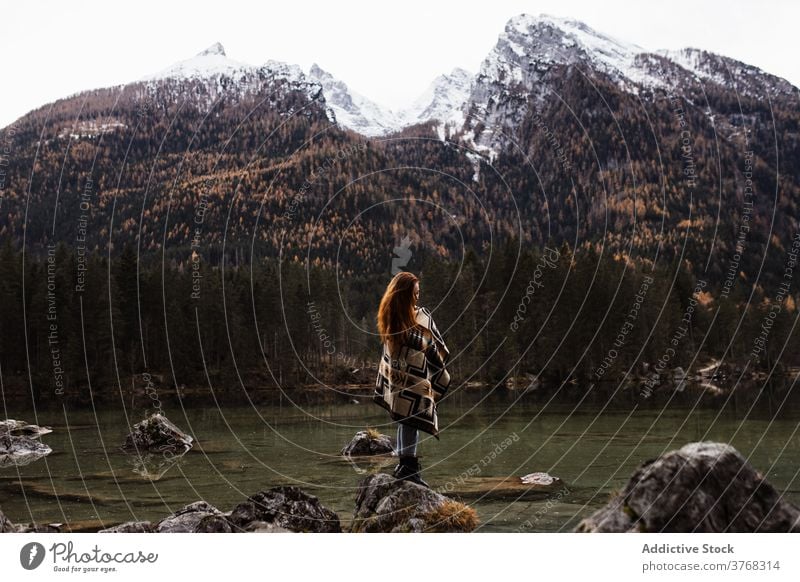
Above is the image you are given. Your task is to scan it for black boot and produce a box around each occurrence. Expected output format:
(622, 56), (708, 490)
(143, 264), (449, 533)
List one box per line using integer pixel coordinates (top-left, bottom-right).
(392, 455), (430, 488)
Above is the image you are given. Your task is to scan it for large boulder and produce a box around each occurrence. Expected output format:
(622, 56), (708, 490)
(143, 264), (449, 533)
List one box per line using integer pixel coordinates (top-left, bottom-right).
(0, 432), (52, 468)
(341, 429), (394, 456)
(155, 501), (224, 533)
(352, 473), (479, 532)
(228, 486), (341, 533)
(195, 514), (234, 533)
(121, 413), (193, 454)
(575, 441), (800, 533)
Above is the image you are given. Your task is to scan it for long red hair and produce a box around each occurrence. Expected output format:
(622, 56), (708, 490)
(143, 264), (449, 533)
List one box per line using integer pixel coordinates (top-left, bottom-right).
(377, 272), (421, 356)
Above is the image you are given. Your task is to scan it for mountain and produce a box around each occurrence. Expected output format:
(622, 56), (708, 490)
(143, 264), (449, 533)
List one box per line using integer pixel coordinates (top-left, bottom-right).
(307, 63), (399, 136)
(0, 15), (798, 287)
(396, 67), (472, 140)
(308, 63), (472, 137)
(461, 13), (797, 157)
(142, 42), (253, 81)
(138, 42), (323, 106)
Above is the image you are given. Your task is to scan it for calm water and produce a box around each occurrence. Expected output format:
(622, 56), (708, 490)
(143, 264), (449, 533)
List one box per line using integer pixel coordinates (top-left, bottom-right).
(2, 391), (799, 532)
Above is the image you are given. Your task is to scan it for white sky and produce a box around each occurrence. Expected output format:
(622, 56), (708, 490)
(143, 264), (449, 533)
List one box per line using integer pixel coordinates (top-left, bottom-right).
(1, 0), (798, 129)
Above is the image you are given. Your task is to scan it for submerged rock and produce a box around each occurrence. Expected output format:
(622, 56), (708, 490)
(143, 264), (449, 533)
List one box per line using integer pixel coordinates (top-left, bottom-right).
(575, 441), (800, 533)
(14, 523), (61, 533)
(0, 419), (53, 438)
(441, 472), (565, 500)
(0, 432), (53, 468)
(121, 413), (193, 454)
(352, 473), (479, 532)
(340, 429), (395, 456)
(228, 486), (341, 533)
(128, 451), (187, 481)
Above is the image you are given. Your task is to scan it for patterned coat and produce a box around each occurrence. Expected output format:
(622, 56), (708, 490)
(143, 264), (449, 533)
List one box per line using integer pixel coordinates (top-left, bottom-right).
(373, 305), (451, 438)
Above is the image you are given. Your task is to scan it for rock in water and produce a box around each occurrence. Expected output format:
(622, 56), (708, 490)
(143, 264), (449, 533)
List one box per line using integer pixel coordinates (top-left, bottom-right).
(352, 473), (479, 532)
(14, 523), (60, 533)
(442, 473), (565, 500)
(195, 514), (233, 533)
(228, 486), (341, 533)
(0, 419), (53, 438)
(0, 507), (16, 533)
(99, 521), (154, 533)
(520, 472), (561, 486)
(156, 501), (224, 533)
(575, 441), (800, 532)
(0, 432), (53, 468)
(121, 413), (193, 454)
(341, 429), (394, 456)
(241, 521), (292, 533)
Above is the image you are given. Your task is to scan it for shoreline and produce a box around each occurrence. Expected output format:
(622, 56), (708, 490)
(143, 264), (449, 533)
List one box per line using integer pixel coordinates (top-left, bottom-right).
(1, 375), (798, 412)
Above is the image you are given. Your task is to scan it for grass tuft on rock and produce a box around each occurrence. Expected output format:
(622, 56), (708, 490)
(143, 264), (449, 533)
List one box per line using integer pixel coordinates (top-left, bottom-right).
(365, 427), (383, 440)
(421, 499), (479, 532)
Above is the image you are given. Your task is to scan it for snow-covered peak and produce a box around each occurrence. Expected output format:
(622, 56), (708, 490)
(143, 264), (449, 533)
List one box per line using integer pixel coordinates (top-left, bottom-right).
(657, 47), (797, 96)
(308, 63), (401, 136)
(142, 42), (253, 81)
(137, 44), (324, 113)
(198, 42), (226, 57)
(399, 67), (473, 129)
(507, 13), (646, 57)
(262, 59), (307, 85)
(486, 13), (659, 88)
(307, 63), (474, 137)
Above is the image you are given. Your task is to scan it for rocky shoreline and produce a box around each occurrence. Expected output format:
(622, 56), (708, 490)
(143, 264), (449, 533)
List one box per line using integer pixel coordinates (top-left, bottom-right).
(3, 415), (799, 533)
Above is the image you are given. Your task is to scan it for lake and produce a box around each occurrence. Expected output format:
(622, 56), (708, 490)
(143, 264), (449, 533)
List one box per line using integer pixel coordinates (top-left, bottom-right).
(2, 389), (799, 532)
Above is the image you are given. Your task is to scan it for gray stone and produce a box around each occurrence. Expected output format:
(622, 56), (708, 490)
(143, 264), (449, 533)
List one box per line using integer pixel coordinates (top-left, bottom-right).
(242, 521), (293, 533)
(156, 501), (223, 533)
(228, 486), (341, 533)
(0, 419), (53, 438)
(0, 507), (15, 533)
(0, 432), (52, 468)
(352, 473), (478, 532)
(341, 429), (395, 456)
(195, 514), (233, 533)
(15, 523), (61, 533)
(98, 521), (154, 533)
(575, 441), (800, 532)
(122, 413), (193, 454)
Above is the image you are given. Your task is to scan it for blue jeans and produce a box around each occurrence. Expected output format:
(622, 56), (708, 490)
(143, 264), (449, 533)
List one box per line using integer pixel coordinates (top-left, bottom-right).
(396, 421), (419, 456)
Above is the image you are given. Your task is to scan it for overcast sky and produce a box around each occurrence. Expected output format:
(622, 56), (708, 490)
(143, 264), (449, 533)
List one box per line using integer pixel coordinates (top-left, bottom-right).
(2, 0), (797, 129)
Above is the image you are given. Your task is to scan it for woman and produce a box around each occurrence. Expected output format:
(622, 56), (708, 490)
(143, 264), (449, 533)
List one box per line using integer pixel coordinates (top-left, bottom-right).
(373, 271), (451, 488)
